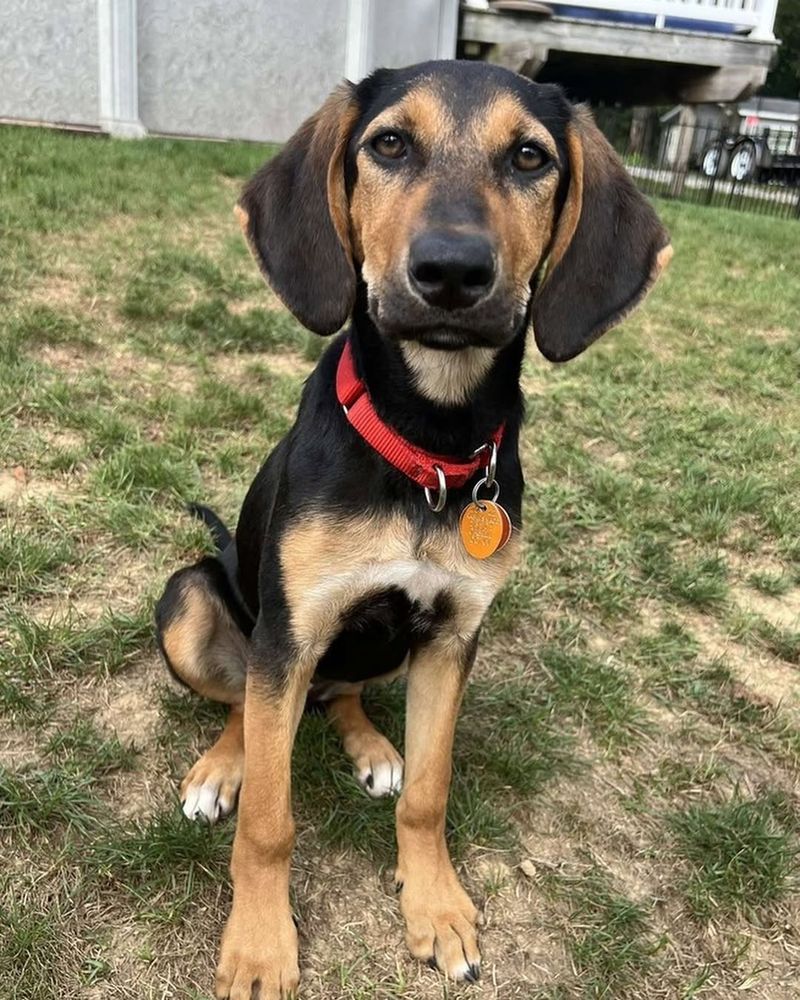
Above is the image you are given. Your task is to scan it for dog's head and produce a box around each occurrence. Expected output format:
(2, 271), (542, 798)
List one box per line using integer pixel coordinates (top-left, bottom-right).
(238, 61), (671, 363)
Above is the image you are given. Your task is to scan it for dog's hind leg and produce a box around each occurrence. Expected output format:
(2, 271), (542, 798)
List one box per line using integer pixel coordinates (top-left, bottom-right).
(156, 557), (249, 704)
(327, 692), (404, 798)
(155, 558), (250, 823)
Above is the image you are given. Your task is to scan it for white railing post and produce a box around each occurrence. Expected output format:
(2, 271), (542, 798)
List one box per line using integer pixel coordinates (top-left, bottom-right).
(345, 0), (374, 82)
(97, 0), (146, 138)
(751, 0), (778, 40)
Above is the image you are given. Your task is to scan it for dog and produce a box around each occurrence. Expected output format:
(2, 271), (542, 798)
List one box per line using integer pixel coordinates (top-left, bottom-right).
(155, 59), (670, 999)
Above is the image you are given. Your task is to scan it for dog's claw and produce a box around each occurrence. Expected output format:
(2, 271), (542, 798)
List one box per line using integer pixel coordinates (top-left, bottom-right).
(465, 962), (481, 982)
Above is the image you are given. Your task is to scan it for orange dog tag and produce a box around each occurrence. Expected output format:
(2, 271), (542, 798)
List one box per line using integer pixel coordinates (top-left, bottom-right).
(459, 501), (512, 559)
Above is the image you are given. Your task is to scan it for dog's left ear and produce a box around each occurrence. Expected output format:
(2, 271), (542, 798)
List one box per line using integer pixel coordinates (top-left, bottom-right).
(236, 83), (359, 335)
(532, 106), (672, 363)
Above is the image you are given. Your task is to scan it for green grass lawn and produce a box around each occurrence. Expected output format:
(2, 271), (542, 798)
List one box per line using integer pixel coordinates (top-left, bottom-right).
(1, 125), (799, 1000)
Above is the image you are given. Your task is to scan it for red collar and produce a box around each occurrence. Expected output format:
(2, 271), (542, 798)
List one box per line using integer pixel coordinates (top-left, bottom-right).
(336, 337), (504, 492)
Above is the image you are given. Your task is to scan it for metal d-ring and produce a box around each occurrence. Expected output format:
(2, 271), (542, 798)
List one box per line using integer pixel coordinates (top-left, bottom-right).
(424, 466), (447, 513)
(484, 440), (498, 489)
(471, 475), (500, 511)
(471, 440), (498, 489)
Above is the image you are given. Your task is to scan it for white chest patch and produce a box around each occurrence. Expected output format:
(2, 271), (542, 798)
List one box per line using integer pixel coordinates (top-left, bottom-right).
(280, 513), (520, 659)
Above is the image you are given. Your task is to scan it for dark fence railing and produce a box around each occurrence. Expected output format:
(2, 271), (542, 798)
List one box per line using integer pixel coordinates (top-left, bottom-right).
(601, 114), (800, 220)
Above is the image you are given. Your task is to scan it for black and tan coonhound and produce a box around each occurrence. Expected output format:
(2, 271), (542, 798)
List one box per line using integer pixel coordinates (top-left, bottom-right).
(155, 59), (671, 999)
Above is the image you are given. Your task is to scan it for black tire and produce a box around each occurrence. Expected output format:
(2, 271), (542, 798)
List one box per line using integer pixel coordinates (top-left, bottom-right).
(729, 139), (758, 182)
(699, 141), (728, 179)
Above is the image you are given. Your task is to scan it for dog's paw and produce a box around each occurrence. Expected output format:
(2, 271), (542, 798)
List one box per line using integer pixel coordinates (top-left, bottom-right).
(352, 734), (404, 798)
(180, 751), (242, 824)
(397, 862), (480, 982)
(216, 904), (299, 999)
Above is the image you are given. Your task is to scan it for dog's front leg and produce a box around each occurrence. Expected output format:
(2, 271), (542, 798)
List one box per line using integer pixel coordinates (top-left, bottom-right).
(215, 660), (312, 1000)
(395, 635), (481, 982)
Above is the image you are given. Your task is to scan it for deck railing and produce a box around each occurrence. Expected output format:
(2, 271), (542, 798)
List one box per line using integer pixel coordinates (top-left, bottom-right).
(464, 0), (778, 40)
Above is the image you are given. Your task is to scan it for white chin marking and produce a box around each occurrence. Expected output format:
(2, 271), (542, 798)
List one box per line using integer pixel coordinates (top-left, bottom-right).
(400, 342), (496, 405)
(358, 759), (404, 799)
(182, 781), (233, 824)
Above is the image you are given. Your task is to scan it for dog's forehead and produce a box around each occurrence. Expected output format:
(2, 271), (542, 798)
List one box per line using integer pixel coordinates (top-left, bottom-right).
(353, 62), (568, 156)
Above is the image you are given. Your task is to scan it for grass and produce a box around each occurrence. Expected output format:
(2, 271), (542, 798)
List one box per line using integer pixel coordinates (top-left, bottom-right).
(552, 868), (660, 997)
(670, 794), (798, 920)
(1, 122), (799, 999)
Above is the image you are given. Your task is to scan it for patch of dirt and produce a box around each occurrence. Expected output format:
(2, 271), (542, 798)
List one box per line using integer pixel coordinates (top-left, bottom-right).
(688, 613), (800, 717)
(27, 272), (88, 313)
(80, 921), (156, 1000)
(726, 550), (789, 579)
(757, 326), (793, 344)
(105, 348), (197, 396)
(95, 660), (170, 821)
(95, 661), (161, 750)
(0, 465), (27, 504)
(289, 840), (571, 999)
(0, 465), (79, 508)
(227, 292), (285, 315)
(26, 547), (157, 625)
(0, 729), (40, 770)
(36, 343), (96, 377)
(33, 342), (197, 398)
(35, 427), (85, 451)
(732, 585), (800, 632)
(583, 436), (631, 471)
(212, 348), (313, 384)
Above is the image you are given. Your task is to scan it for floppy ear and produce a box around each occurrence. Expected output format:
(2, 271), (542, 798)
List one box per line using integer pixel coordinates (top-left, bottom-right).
(531, 106), (672, 363)
(236, 84), (359, 335)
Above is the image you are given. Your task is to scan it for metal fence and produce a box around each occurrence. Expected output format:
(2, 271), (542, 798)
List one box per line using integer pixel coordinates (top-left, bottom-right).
(604, 115), (800, 220)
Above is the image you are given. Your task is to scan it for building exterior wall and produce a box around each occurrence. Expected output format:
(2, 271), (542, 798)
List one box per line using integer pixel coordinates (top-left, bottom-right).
(137, 0), (349, 142)
(0, 0), (100, 127)
(0, 0), (458, 142)
(370, 0), (459, 74)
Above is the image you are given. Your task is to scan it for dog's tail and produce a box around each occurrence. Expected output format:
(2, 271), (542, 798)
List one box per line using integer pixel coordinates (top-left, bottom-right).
(187, 503), (233, 553)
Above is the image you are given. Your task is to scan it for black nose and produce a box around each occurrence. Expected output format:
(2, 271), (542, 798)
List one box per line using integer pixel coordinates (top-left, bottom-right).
(408, 231), (495, 310)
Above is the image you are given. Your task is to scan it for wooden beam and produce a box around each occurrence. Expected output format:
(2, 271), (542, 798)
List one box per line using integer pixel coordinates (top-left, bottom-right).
(460, 9), (777, 71)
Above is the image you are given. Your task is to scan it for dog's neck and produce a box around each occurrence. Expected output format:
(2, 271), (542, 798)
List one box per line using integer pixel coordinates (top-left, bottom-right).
(348, 307), (526, 459)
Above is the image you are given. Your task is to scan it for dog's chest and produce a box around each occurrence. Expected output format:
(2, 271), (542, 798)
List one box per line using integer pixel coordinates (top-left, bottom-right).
(280, 511), (519, 660)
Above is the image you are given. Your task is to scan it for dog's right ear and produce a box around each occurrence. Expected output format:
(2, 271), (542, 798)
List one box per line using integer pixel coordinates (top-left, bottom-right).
(236, 83), (359, 336)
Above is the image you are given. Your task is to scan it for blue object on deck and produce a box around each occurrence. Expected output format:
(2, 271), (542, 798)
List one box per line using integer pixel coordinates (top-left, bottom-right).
(556, 6), (741, 35)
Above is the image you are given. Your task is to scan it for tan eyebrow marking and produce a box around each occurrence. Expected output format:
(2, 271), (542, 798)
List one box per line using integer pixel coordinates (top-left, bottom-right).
(359, 83), (457, 156)
(471, 92), (559, 163)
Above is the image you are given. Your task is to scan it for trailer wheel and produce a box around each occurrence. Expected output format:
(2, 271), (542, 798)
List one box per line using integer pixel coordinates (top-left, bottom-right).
(700, 141), (728, 178)
(729, 139), (758, 182)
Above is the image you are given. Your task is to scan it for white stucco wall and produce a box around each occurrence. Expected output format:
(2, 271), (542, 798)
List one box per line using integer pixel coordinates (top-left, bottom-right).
(0, 0), (100, 127)
(0, 0), (459, 141)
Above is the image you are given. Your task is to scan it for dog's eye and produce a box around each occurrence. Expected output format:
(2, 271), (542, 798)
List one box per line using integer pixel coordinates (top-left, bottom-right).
(512, 142), (549, 173)
(371, 132), (406, 160)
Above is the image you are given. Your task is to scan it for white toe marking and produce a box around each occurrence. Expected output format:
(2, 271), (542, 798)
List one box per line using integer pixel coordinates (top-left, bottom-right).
(454, 962), (473, 982)
(182, 782), (220, 823)
(182, 786), (201, 820)
(363, 761), (402, 799)
(197, 784), (219, 822)
(391, 762), (403, 794)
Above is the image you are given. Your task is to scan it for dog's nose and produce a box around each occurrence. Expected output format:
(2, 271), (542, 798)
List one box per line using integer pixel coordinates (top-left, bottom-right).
(408, 231), (495, 310)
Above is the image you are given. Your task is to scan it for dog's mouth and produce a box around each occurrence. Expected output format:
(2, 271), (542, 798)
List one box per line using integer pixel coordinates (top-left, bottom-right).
(368, 281), (526, 352)
(401, 327), (490, 351)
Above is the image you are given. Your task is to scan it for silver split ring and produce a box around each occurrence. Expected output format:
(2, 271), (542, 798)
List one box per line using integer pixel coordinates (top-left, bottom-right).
(471, 475), (500, 510)
(424, 465), (447, 513)
(484, 441), (498, 489)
